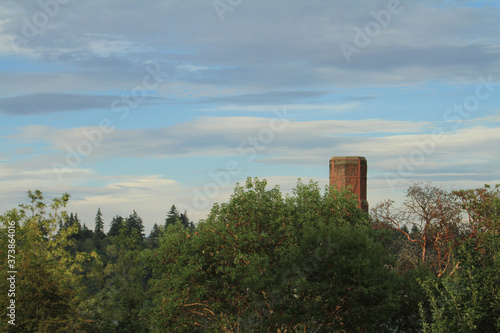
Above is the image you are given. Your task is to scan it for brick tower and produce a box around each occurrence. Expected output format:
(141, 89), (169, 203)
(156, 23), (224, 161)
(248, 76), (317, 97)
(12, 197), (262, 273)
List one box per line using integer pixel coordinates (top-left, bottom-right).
(329, 156), (368, 212)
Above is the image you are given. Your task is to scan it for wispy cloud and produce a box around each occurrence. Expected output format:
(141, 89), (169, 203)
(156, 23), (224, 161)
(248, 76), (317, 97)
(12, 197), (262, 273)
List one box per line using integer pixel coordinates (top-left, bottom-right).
(0, 93), (169, 115)
(197, 90), (336, 105)
(198, 103), (357, 113)
(9, 117), (431, 162)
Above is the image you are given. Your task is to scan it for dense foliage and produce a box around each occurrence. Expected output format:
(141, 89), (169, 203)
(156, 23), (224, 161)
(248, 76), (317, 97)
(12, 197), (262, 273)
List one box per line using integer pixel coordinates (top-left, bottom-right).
(0, 180), (498, 332)
(147, 179), (396, 332)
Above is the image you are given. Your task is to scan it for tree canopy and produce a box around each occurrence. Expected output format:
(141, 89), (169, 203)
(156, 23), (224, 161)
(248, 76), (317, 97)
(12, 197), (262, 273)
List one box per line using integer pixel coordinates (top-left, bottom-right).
(0, 181), (497, 332)
(147, 178), (397, 332)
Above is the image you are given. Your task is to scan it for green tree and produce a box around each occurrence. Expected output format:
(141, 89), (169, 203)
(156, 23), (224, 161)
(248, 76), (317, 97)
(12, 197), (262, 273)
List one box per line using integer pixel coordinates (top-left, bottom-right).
(149, 223), (160, 240)
(147, 223), (161, 248)
(81, 222), (94, 241)
(125, 210), (145, 237)
(65, 212), (75, 229)
(94, 207), (105, 239)
(124, 210), (145, 247)
(165, 204), (180, 228)
(148, 178), (397, 332)
(165, 205), (193, 229)
(180, 211), (193, 229)
(108, 215), (124, 237)
(420, 184), (500, 332)
(420, 235), (499, 332)
(0, 190), (99, 332)
(78, 221), (150, 332)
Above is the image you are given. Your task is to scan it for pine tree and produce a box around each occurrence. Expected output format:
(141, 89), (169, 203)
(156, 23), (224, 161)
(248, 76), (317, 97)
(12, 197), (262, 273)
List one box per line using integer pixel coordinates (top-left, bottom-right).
(148, 223), (160, 241)
(94, 207), (105, 238)
(80, 222), (93, 240)
(165, 205), (180, 228)
(65, 212), (75, 229)
(74, 213), (82, 233)
(108, 215), (124, 237)
(180, 211), (193, 229)
(125, 210), (145, 240)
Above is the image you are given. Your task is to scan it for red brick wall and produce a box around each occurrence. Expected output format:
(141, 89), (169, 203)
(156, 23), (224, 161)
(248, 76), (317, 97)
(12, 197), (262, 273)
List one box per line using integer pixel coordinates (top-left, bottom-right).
(329, 156), (368, 212)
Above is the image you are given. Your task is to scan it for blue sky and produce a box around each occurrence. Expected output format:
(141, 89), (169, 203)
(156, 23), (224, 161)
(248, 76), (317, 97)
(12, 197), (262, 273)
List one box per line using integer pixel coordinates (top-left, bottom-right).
(1, 0), (500, 231)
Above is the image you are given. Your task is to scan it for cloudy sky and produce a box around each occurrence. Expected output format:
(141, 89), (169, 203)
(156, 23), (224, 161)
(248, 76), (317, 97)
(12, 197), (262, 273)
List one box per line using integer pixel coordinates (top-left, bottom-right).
(1, 0), (500, 231)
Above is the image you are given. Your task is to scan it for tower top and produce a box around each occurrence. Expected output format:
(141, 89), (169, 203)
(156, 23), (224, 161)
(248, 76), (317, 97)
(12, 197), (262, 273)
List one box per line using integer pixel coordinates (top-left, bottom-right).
(329, 156), (368, 212)
(330, 156), (366, 161)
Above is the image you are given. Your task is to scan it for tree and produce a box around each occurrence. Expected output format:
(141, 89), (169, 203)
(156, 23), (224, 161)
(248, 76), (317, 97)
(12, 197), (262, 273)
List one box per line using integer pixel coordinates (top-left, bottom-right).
(420, 234), (499, 332)
(372, 182), (464, 277)
(148, 178), (397, 332)
(108, 215), (124, 237)
(419, 184), (500, 332)
(67, 212), (75, 226)
(148, 223), (161, 241)
(165, 205), (180, 228)
(453, 184), (500, 238)
(165, 205), (193, 229)
(78, 217), (150, 332)
(81, 222), (94, 241)
(18, 189), (46, 218)
(0, 190), (99, 332)
(124, 210), (145, 247)
(179, 211), (193, 229)
(95, 207), (105, 239)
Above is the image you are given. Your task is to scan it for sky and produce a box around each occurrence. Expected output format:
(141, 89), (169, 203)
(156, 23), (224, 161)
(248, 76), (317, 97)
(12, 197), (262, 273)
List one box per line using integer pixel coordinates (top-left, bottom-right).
(1, 0), (500, 232)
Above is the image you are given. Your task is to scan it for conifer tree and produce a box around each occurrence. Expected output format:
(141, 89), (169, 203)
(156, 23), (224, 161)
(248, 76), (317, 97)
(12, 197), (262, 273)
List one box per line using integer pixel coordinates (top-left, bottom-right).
(165, 205), (180, 227)
(108, 215), (124, 237)
(149, 223), (160, 240)
(125, 210), (145, 239)
(180, 210), (193, 229)
(94, 207), (105, 238)
(65, 212), (75, 229)
(81, 222), (93, 240)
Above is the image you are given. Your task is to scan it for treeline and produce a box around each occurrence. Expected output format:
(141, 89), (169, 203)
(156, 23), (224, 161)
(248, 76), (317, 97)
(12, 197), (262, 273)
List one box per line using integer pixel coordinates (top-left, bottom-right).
(0, 179), (498, 332)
